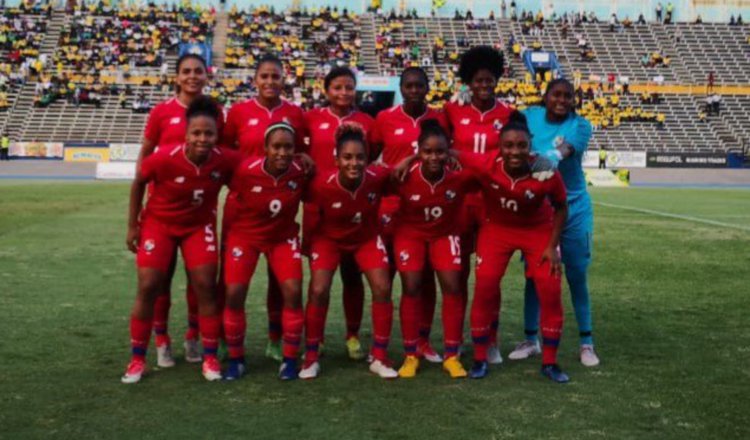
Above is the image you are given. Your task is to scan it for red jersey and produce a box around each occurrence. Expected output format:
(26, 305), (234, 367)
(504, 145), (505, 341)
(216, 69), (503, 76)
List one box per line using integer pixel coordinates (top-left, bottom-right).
(371, 105), (448, 166)
(144, 97), (226, 148)
(140, 145), (239, 228)
(222, 99), (306, 157)
(228, 157), (307, 244)
(307, 166), (391, 247)
(444, 100), (512, 153)
(304, 107), (375, 172)
(460, 152), (567, 227)
(394, 163), (476, 240)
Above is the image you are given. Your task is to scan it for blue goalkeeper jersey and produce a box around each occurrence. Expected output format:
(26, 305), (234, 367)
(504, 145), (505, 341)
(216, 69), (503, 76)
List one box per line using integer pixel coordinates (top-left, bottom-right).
(523, 106), (593, 205)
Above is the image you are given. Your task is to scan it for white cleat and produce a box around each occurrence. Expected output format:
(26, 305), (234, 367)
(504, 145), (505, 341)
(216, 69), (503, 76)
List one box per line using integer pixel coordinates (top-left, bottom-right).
(580, 344), (600, 367)
(369, 359), (398, 379)
(202, 357), (222, 381)
(156, 344), (176, 368)
(121, 359), (145, 384)
(299, 361), (321, 380)
(418, 342), (443, 363)
(183, 339), (202, 363)
(508, 340), (541, 360)
(487, 345), (504, 365)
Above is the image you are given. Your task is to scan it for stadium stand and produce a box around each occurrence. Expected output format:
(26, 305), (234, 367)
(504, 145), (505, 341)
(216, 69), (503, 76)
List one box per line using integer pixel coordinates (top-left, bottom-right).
(0, 3), (748, 156)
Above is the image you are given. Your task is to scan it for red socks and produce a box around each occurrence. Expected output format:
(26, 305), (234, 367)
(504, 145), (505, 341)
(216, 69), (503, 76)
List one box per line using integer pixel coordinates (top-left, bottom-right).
(304, 303), (328, 363)
(442, 293), (464, 358)
(471, 275), (500, 362)
(282, 307), (304, 359)
(199, 314), (221, 359)
(343, 282), (364, 339)
(223, 307), (246, 360)
(535, 275), (563, 365)
(130, 316), (152, 361)
(153, 294), (171, 347)
(399, 294), (420, 355)
(371, 301), (393, 361)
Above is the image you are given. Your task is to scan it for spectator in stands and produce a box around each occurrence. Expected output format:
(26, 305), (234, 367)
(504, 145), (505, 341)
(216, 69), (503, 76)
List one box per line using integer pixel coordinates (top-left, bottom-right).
(609, 14), (618, 32)
(622, 16), (633, 28)
(655, 3), (663, 23)
(707, 71), (715, 93)
(0, 132), (8, 161)
(598, 148), (607, 169)
(695, 15), (703, 24)
(510, 1), (517, 21)
(637, 14), (647, 25)
(665, 3), (674, 24)
(738, 15), (744, 25)
(501, 0), (507, 19)
(730, 15), (736, 26)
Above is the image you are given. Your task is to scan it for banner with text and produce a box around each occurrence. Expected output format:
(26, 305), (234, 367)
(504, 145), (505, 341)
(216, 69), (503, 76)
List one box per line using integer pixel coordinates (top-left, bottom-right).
(646, 152), (727, 168)
(582, 150), (647, 169)
(109, 143), (141, 162)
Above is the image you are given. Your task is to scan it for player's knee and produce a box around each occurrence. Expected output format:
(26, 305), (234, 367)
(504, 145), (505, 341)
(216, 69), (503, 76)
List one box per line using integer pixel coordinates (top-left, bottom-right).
(137, 275), (162, 301)
(224, 284), (246, 310)
(370, 278), (392, 302)
(308, 283), (330, 305)
(282, 281), (303, 309)
(564, 264), (588, 284)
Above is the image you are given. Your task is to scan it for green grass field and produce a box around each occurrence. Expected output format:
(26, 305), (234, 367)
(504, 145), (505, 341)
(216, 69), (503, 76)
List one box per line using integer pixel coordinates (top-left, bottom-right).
(0, 182), (748, 439)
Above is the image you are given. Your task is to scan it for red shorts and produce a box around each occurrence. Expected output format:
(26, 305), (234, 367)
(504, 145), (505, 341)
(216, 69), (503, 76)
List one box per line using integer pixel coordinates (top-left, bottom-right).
(137, 218), (218, 271)
(378, 196), (400, 241)
(309, 235), (389, 272)
(301, 203), (320, 255)
(223, 233), (302, 285)
(458, 193), (486, 255)
(393, 234), (462, 272)
(475, 222), (556, 280)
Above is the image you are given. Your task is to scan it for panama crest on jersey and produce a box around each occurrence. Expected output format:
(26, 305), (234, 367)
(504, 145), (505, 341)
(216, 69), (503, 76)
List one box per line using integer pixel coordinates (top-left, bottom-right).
(288, 180), (298, 190)
(231, 247), (243, 259)
(368, 192), (377, 204)
(493, 119), (503, 131)
(525, 189), (535, 200)
(143, 239), (155, 252)
(445, 190), (456, 201)
(399, 250), (410, 263)
(210, 171), (221, 181)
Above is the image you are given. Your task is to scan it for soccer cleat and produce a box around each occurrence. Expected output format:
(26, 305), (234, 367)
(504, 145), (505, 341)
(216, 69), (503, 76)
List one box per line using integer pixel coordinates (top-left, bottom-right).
(202, 357), (222, 381)
(369, 358), (398, 379)
(223, 359), (246, 381)
(299, 361), (321, 380)
(345, 336), (366, 361)
(417, 342), (443, 363)
(580, 344), (600, 367)
(541, 364), (570, 383)
(156, 344), (176, 368)
(442, 356), (468, 379)
(508, 340), (541, 360)
(398, 355), (420, 378)
(265, 340), (283, 362)
(486, 345), (503, 365)
(183, 339), (202, 363)
(121, 359), (146, 384)
(279, 358), (298, 381)
(469, 361), (489, 379)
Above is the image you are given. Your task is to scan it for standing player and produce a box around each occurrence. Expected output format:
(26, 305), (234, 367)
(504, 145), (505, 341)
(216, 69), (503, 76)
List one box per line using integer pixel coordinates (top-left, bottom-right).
(137, 54), (225, 367)
(221, 55), (306, 362)
(444, 46), (513, 363)
(453, 112), (571, 383)
(370, 67), (447, 364)
(300, 124), (397, 380)
(304, 67), (375, 360)
(391, 120), (474, 379)
(222, 123), (307, 381)
(123, 97), (237, 384)
(509, 78), (600, 367)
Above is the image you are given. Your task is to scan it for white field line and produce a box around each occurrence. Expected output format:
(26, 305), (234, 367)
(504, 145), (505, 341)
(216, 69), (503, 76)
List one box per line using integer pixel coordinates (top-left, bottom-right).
(594, 202), (750, 232)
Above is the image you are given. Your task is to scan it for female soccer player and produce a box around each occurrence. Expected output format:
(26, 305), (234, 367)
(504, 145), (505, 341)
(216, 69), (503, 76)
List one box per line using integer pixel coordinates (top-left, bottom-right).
(222, 123), (307, 381)
(370, 67), (447, 364)
(453, 112), (570, 383)
(391, 120), (474, 379)
(509, 78), (600, 367)
(303, 67), (375, 360)
(221, 54), (306, 362)
(138, 54), (224, 367)
(123, 97), (238, 384)
(300, 124), (397, 380)
(444, 46), (512, 364)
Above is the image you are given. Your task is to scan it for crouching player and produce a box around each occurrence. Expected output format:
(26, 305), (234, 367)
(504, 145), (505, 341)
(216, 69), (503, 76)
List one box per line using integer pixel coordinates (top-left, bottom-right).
(455, 112), (571, 383)
(301, 124), (397, 379)
(123, 97), (238, 383)
(222, 123), (308, 381)
(392, 120), (474, 379)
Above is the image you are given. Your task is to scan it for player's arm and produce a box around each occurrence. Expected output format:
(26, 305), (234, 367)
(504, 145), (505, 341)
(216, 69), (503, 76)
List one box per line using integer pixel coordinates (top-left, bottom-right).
(126, 166), (151, 253)
(294, 152), (316, 178)
(551, 116), (593, 162)
(368, 116), (384, 163)
(390, 153), (419, 182)
(540, 174), (569, 277)
(449, 150), (493, 175)
(137, 106), (161, 172)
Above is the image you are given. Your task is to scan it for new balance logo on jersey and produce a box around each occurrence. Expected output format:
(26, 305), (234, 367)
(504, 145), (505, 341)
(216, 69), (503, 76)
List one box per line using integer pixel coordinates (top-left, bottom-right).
(252, 186), (262, 193)
(453, 257), (461, 265)
(476, 256), (483, 266)
(206, 245), (216, 252)
(332, 202), (342, 209)
(169, 117), (181, 125)
(394, 128), (404, 135)
(410, 194), (421, 201)
(247, 118), (259, 126)
(174, 176), (185, 183)
(525, 190), (535, 200)
(319, 123), (330, 130)
(293, 252), (301, 259)
(460, 118), (470, 125)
